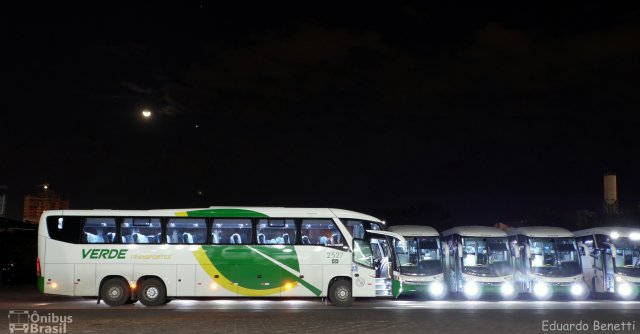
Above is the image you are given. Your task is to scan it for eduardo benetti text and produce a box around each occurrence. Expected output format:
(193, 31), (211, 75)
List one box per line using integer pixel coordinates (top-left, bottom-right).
(542, 320), (636, 332)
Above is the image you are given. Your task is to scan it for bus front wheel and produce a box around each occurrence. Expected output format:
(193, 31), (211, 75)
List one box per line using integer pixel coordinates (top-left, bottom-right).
(139, 278), (166, 307)
(329, 280), (353, 307)
(100, 278), (130, 307)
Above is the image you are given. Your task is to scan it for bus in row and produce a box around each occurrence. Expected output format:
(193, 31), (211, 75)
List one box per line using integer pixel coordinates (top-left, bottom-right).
(386, 225), (639, 300)
(441, 226), (517, 300)
(574, 227), (640, 300)
(387, 225), (446, 299)
(38, 207), (406, 307)
(507, 226), (589, 300)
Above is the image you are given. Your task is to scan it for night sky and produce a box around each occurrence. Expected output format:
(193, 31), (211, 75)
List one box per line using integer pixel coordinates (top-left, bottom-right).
(4, 2), (640, 228)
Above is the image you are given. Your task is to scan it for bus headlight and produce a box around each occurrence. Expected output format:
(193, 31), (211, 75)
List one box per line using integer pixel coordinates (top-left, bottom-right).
(533, 282), (550, 299)
(570, 283), (584, 296)
(463, 281), (480, 299)
(501, 283), (515, 297)
(429, 281), (445, 299)
(618, 283), (633, 298)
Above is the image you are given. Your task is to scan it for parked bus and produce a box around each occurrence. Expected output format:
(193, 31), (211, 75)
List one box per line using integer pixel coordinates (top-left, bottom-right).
(441, 226), (517, 300)
(37, 207), (406, 307)
(508, 226), (589, 300)
(573, 227), (640, 300)
(387, 225), (446, 299)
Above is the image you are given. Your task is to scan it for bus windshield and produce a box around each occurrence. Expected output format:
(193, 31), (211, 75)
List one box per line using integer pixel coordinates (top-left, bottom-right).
(612, 238), (640, 277)
(342, 219), (382, 239)
(461, 237), (512, 277)
(395, 237), (442, 276)
(529, 238), (581, 277)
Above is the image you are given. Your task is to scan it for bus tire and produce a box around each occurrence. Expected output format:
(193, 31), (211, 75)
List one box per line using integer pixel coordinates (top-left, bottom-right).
(100, 278), (130, 307)
(139, 278), (166, 307)
(329, 280), (353, 307)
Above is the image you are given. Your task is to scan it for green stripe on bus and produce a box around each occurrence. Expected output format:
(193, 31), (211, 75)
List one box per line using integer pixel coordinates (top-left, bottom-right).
(185, 209), (269, 218)
(38, 276), (45, 294)
(199, 245), (321, 296)
(291, 275), (322, 296)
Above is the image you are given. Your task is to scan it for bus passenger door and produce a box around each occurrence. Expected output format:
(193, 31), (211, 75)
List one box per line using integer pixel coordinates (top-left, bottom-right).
(366, 230), (407, 298)
(603, 244), (616, 293)
(593, 248), (609, 294)
(579, 244), (595, 290)
(351, 238), (377, 297)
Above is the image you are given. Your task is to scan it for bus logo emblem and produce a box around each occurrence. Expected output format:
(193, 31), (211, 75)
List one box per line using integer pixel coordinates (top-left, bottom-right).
(8, 310), (29, 333)
(7, 310), (72, 333)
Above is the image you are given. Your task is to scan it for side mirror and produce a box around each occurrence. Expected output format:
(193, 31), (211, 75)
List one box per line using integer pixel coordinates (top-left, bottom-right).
(457, 243), (464, 258)
(581, 244), (591, 257)
(609, 244), (617, 257)
(443, 243), (450, 257)
(525, 244), (531, 259)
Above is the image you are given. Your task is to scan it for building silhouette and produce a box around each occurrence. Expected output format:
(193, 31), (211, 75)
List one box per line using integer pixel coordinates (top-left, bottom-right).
(22, 187), (69, 223)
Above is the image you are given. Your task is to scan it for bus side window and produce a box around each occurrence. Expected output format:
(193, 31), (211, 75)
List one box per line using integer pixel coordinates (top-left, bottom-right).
(256, 219), (296, 245)
(46, 216), (82, 243)
(166, 218), (207, 244)
(593, 249), (602, 269)
(120, 218), (162, 244)
(211, 219), (252, 244)
(300, 219), (342, 246)
(343, 220), (365, 239)
(83, 218), (116, 244)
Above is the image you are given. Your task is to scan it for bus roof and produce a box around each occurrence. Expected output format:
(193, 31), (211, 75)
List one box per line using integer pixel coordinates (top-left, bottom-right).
(441, 226), (506, 237)
(573, 226), (640, 239)
(507, 226), (574, 238)
(38, 207), (382, 223)
(387, 225), (439, 237)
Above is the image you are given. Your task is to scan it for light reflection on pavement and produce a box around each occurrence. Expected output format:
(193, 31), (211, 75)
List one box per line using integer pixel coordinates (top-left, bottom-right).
(3, 295), (639, 310)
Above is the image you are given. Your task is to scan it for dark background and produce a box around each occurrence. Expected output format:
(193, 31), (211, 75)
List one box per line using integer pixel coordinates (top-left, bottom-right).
(3, 1), (640, 230)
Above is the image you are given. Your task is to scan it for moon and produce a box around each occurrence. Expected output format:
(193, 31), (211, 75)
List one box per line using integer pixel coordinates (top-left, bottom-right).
(142, 110), (152, 118)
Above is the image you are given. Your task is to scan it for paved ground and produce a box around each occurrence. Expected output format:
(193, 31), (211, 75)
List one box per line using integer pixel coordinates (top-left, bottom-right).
(1, 284), (639, 334)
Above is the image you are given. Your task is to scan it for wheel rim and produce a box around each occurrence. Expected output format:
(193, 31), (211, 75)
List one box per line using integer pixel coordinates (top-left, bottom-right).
(335, 286), (349, 301)
(145, 286), (159, 300)
(108, 286), (122, 300)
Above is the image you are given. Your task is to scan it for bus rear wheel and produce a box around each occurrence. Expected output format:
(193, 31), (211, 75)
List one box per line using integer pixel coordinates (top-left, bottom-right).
(139, 278), (166, 307)
(101, 278), (130, 307)
(329, 280), (353, 307)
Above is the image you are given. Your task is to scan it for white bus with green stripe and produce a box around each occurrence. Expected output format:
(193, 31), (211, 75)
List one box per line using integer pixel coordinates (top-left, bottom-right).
(37, 207), (406, 307)
(442, 226), (517, 300)
(507, 226), (589, 300)
(573, 227), (640, 300)
(387, 225), (447, 299)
